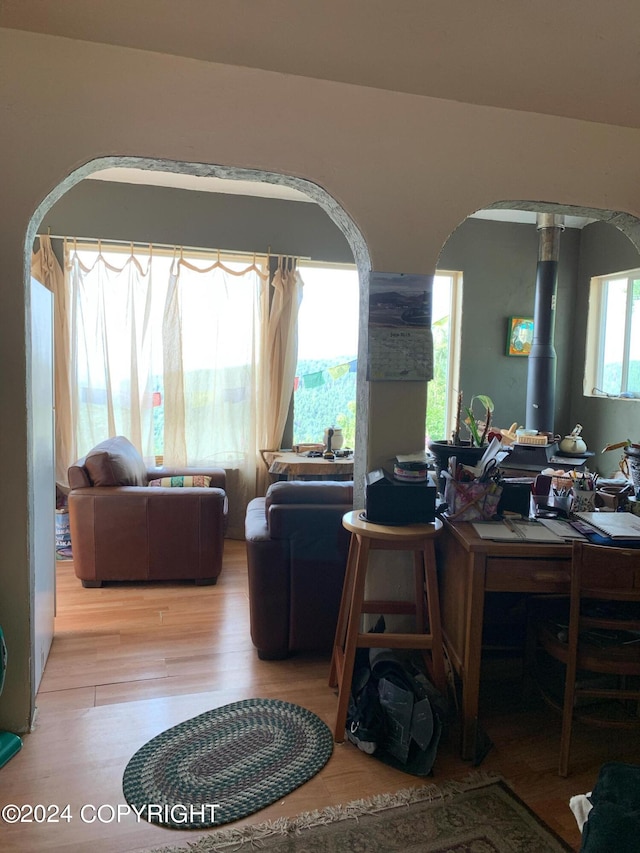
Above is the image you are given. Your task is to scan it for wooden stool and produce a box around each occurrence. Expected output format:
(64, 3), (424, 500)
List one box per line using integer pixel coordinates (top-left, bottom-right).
(329, 510), (446, 743)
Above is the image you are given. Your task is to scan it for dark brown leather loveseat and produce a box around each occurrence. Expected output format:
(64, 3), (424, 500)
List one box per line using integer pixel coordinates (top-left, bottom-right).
(245, 480), (353, 659)
(68, 435), (228, 587)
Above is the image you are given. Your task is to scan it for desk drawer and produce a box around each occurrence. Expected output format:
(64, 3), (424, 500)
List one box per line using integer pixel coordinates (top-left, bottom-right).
(485, 558), (570, 592)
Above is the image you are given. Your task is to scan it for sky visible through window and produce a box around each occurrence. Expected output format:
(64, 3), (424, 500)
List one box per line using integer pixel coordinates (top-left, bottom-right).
(297, 265), (359, 360)
(294, 266), (454, 446)
(296, 267), (451, 359)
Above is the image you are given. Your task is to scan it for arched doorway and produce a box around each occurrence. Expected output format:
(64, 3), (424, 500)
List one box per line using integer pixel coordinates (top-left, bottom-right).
(26, 156), (372, 724)
(433, 199), (640, 464)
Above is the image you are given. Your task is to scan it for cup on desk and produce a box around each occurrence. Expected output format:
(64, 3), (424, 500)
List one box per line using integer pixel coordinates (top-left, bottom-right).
(571, 486), (596, 513)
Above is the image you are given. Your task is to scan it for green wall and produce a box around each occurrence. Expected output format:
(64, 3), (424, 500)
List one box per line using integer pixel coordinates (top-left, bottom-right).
(40, 180), (354, 263)
(571, 221), (640, 475)
(439, 217), (580, 437)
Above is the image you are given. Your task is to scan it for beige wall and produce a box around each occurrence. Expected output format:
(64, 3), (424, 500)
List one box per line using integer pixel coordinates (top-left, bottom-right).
(2, 28), (640, 730)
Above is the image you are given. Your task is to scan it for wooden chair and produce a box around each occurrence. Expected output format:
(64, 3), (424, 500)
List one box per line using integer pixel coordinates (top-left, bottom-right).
(530, 540), (640, 776)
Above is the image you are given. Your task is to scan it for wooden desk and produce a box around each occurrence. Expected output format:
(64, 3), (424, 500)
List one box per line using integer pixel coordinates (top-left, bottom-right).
(437, 520), (572, 761)
(265, 450), (354, 481)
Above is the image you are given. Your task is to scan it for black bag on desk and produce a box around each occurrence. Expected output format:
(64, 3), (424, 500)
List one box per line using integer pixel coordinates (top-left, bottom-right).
(346, 621), (448, 776)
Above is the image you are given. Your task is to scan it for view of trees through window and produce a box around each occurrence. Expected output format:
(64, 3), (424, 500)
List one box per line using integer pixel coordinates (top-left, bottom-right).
(293, 264), (359, 447)
(426, 273), (458, 442)
(293, 266), (460, 449)
(594, 272), (640, 396)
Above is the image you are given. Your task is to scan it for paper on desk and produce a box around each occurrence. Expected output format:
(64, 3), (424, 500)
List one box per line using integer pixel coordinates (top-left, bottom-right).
(472, 522), (520, 540)
(472, 520), (565, 542)
(537, 518), (588, 540)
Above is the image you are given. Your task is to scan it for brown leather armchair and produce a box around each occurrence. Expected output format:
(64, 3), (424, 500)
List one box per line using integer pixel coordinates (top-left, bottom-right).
(68, 436), (228, 587)
(245, 480), (353, 659)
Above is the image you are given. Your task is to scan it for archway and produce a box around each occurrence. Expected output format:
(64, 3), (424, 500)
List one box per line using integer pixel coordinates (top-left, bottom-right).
(434, 198), (640, 467)
(25, 155), (372, 724)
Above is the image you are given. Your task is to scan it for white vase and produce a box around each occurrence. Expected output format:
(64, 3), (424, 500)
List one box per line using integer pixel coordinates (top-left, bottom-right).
(324, 427), (344, 451)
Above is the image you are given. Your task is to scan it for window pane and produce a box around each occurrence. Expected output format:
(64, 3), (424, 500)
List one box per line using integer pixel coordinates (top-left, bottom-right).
(629, 279), (640, 393)
(601, 278), (627, 395)
(426, 275), (453, 442)
(293, 266), (359, 447)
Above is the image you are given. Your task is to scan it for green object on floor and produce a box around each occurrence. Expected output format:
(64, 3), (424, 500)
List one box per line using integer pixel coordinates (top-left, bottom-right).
(0, 731), (22, 768)
(0, 625), (23, 768)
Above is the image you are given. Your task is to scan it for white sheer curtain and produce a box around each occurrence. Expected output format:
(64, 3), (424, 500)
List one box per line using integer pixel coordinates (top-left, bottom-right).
(257, 257), (304, 495)
(63, 242), (269, 538)
(31, 236), (74, 487)
(66, 243), (157, 458)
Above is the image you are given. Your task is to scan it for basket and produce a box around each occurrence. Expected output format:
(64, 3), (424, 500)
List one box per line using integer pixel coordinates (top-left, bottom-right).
(444, 478), (503, 521)
(515, 434), (548, 446)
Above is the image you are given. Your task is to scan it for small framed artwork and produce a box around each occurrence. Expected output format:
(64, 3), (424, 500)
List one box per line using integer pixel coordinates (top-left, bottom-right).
(506, 316), (533, 356)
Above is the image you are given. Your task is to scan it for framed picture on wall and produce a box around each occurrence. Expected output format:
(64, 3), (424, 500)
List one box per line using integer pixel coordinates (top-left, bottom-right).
(506, 316), (533, 356)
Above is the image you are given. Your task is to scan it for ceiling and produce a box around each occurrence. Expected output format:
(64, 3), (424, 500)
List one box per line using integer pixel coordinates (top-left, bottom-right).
(2, 1), (640, 129)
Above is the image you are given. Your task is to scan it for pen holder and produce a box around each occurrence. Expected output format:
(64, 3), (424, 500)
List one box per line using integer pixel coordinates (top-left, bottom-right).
(571, 486), (596, 513)
(530, 493), (573, 518)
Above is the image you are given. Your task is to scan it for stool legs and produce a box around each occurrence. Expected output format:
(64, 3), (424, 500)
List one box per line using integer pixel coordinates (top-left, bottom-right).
(330, 532), (446, 743)
(329, 532), (359, 689)
(413, 550), (427, 632)
(422, 539), (447, 694)
(332, 534), (370, 742)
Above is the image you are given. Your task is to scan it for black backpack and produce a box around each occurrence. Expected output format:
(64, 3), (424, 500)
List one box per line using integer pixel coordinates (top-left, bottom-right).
(345, 620), (449, 776)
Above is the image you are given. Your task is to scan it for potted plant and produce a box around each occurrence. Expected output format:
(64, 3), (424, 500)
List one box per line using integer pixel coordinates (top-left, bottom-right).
(602, 439), (640, 494)
(428, 393), (495, 488)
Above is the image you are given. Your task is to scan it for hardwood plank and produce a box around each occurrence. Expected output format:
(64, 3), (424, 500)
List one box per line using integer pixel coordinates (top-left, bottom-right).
(2, 539), (640, 852)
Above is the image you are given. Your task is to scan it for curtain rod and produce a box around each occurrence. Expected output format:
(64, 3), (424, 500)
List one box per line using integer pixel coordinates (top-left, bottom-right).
(39, 234), (281, 259)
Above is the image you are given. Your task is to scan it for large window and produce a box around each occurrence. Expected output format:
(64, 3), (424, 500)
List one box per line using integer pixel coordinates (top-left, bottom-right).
(585, 269), (640, 398)
(291, 265), (462, 449)
(426, 271), (463, 442)
(293, 263), (359, 447)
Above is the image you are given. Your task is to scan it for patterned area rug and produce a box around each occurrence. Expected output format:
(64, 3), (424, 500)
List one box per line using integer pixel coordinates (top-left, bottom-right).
(139, 776), (572, 853)
(122, 698), (333, 830)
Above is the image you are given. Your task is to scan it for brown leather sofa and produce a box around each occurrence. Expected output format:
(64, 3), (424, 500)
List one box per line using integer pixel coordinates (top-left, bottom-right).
(68, 435), (228, 587)
(245, 480), (353, 659)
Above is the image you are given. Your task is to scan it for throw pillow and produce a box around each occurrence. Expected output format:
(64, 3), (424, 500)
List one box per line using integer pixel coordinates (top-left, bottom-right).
(149, 475), (212, 488)
(84, 436), (148, 486)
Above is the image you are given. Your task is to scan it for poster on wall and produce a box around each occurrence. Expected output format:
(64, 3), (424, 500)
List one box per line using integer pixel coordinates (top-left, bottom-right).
(367, 271), (434, 381)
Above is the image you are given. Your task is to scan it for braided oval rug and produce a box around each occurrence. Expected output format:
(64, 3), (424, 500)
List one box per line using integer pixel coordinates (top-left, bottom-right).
(122, 698), (334, 830)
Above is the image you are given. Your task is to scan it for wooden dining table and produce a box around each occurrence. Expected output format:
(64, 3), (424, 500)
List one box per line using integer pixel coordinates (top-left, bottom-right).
(264, 450), (354, 481)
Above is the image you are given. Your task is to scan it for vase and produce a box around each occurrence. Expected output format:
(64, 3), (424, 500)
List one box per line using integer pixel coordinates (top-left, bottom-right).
(324, 427), (343, 451)
(623, 446), (640, 495)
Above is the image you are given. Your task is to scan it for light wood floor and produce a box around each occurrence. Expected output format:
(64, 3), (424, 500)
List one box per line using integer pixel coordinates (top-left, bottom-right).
(2, 540), (640, 852)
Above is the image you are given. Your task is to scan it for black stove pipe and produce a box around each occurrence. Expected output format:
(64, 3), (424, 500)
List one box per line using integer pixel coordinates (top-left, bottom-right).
(525, 213), (564, 433)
